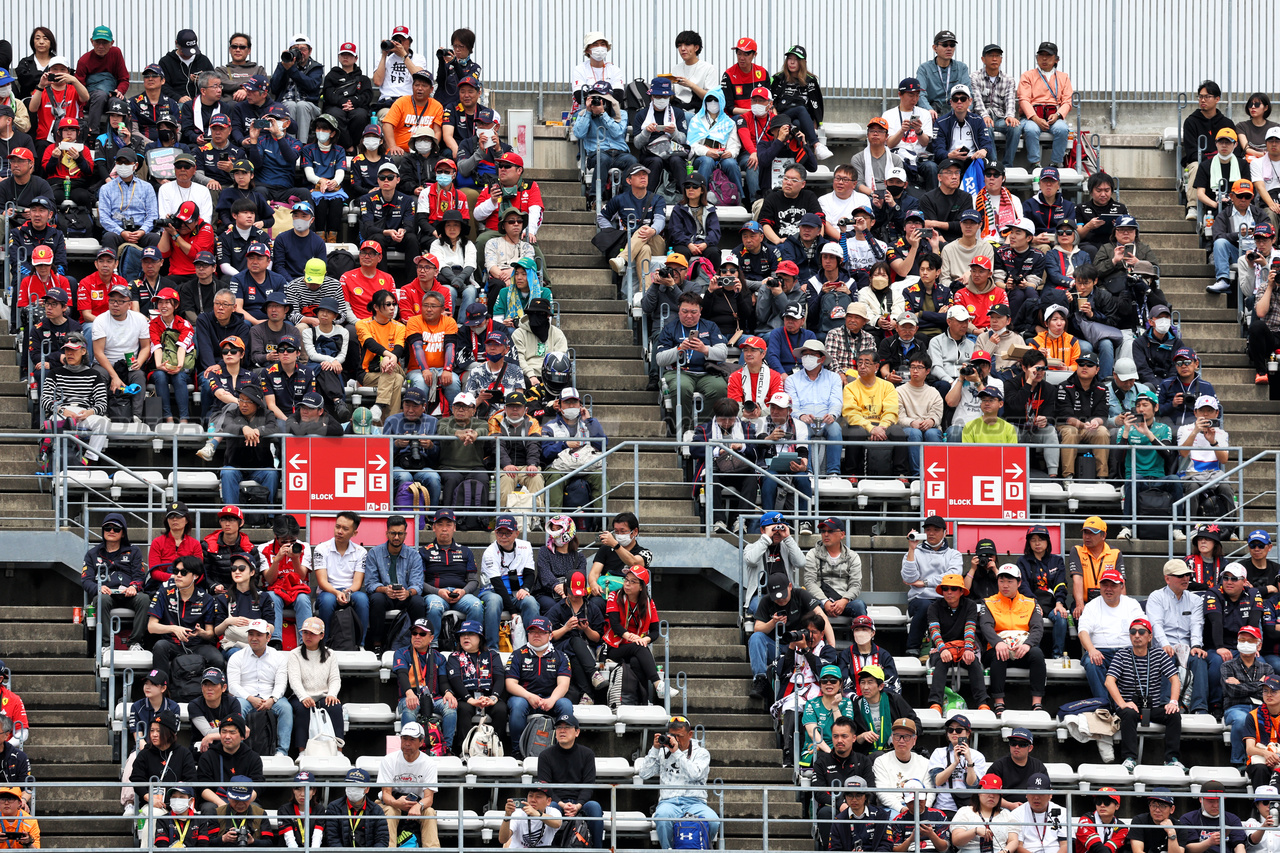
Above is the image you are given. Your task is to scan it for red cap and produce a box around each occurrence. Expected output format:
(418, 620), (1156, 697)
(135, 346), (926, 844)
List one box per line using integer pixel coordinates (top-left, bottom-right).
(1098, 568), (1125, 584)
(734, 37), (758, 52)
(30, 245), (53, 264)
(776, 260), (800, 276)
(569, 571), (588, 597)
(970, 254), (994, 271)
(1239, 625), (1263, 642)
(413, 252), (440, 268)
(359, 240), (383, 254)
(739, 335), (767, 350)
(851, 615), (875, 630)
(627, 566), (651, 585)
(7, 147), (33, 161)
(498, 151), (524, 168)
(1094, 786), (1121, 804)
(970, 349), (993, 363)
(978, 774), (1003, 790)
(750, 86), (772, 100)
(391, 25), (410, 37)
(175, 200), (200, 223)
(1130, 617), (1153, 634)
(434, 158), (457, 172)
(338, 42), (357, 56)
(218, 505), (244, 522)
(155, 287), (180, 302)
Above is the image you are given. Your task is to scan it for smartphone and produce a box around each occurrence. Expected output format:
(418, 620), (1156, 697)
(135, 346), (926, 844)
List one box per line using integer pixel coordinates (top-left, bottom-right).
(391, 584), (404, 592)
(1123, 244), (1135, 258)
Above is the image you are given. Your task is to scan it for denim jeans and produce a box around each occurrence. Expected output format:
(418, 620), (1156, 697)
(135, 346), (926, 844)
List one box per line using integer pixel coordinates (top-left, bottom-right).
(1021, 117), (1070, 166)
(695, 155), (744, 203)
(407, 368), (461, 405)
(266, 591), (313, 644)
(457, 286), (480, 320)
(1083, 647), (1124, 700)
(1213, 238), (1240, 281)
(1225, 703), (1255, 764)
(1046, 610), (1069, 657)
(315, 592), (370, 647)
(779, 106), (818, 144)
(901, 426), (944, 477)
(991, 122), (1024, 168)
(747, 631), (779, 678)
(423, 593), (484, 637)
(735, 153), (761, 204)
(393, 468), (442, 506)
(152, 368), (191, 420)
(808, 420), (843, 475)
(479, 590), (540, 650)
(653, 798), (720, 850)
(595, 148), (638, 182)
(1091, 337), (1116, 383)
(397, 696), (457, 751)
(760, 471), (812, 514)
(237, 696), (292, 754)
(507, 695), (574, 755)
(220, 467), (279, 506)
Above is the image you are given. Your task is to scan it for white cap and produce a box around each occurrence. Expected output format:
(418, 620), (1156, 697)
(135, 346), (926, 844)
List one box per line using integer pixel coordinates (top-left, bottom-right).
(1267, 127), (1280, 142)
(1222, 561), (1249, 579)
(246, 619), (272, 634)
(946, 304), (972, 321)
(453, 391), (478, 407)
(400, 721), (425, 739)
(996, 563), (1021, 578)
(900, 779), (926, 799)
(48, 55), (71, 69)
(292, 33), (311, 46)
(1194, 394), (1220, 411)
(886, 165), (908, 182)
(582, 31), (610, 50)
(949, 83), (972, 99)
(767, 392), (792, 408)
(1044, 303), (1069, 320)
(559, 387), (581, 401)
(720, 252), (739, 268)
(1004, 217), (1036, 236)
(820, 242), (844, 258)
(1256, 785), (1279, 799)
(1113, 358), (1139, 381)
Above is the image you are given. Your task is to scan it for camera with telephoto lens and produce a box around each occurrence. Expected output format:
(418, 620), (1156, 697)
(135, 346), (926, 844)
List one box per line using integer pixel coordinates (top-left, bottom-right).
(281, 45), (303, 63)
(960, 362), (977, 376)
(381, 40), (395, 52)
(437, 48), (452, 61)
(781, 629), (807, 645)
(154, 216), (176, 230)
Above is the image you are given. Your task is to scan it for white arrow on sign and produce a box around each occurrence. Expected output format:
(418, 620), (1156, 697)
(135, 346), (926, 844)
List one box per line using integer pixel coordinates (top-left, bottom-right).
(288, 453), (306, 469)
(927, 463), (946, 477)
(370, 454), (387, 471)
(1005, 462), (1024, 479)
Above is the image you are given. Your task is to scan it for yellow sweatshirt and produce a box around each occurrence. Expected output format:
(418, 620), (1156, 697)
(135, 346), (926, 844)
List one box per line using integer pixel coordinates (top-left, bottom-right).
(841, 377), (900, 429)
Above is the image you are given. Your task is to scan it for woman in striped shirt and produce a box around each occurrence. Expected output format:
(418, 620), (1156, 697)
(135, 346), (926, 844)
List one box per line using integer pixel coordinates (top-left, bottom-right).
(39, 331), (109, 463)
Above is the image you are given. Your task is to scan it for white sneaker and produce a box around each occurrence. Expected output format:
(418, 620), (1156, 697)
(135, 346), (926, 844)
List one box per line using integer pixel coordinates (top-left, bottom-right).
(591, 670), (610, 690)
(345, 379), (358, 393)
(609, 253), (627, 275)
(578, 693), (595, 706)
(1206, 279), (1232, 294)
(370, 404), (384, 424)
(712, 521), (730, 534)
(799, 522), (812, 535)
(732, 517), (743, 534)
(1116, 527), (1132, 540)
(1185, 208), (1198, 221)
(654, 680), (671, 699)
(1174, 529), (1187, 541)
(196, 440), (215, 462)
(128, 643), (144, 652)
(1166, 758), (1187, 773)
(1123, 758), (1137, 773)
(815, 142), (834, 161)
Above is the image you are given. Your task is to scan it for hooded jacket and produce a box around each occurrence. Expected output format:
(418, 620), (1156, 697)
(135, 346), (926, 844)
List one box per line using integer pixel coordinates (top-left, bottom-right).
(195, 739), (264, 802)
(686, 88), (741, 158)
(1132, 328), (1183, 386)
(158, 49), (215, 102)
(900, 539), (963, 603)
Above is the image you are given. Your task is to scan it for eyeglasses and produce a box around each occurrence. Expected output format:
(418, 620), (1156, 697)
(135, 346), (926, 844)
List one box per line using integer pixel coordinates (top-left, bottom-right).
(1129, 628), (1150, 635)
(951, 95), (969, 102)
(891, 733), (914, 741)
(1197, 93), (1216, 100)
(175, 568), (198, 576)
(819, 678), (841, 685)
(1032, 365), (1047, 373)
(102, 524), (123, 533)
(411, 631), (431, 637)
(940, 41), (957, 48)
(230, 43), (250, 50)
(1251, 101), (1266, 108)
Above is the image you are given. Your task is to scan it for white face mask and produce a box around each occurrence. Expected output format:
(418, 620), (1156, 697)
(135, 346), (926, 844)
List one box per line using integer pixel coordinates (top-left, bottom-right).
(751, 103), (768, 117)
(853, 629), (873, 646)
(316, 131), (331, 143)
(1239, 642), (1258, 656)
(614, 532), (633, 547)
(651, 98), (669, 110)
(0, 87), (11, 99)
(170, 798), (190, 814)
(590, 47), (609, 63)
(345, 788), (365, 804)
(114, 164), (135, 180)
(293, 219), (310, 233)
(504, 414), (525, 426)
(528, 639), (552, 654)
(1153, 318), (1172, 335)
(362, 137), (380, 151)
(561, 407), (581, 421)
(705, 101), (720, 116)
(415, 141), (433, 156)
(801, 355), (821, 372)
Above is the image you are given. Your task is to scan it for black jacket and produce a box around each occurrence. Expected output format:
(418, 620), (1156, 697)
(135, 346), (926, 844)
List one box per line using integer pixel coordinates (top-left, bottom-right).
(1131, 329), (1182, 387)
(322, 797), (389, 848)
(1056, 373), (1109, 423)
(130, 743), (197, 804)
(1003, 373), (1059, 428)
(358, 189), (415, 238)
(195, 741), (264, 803)
(158, 50), (215, 103)
(321, 66), (374, 112)
(811, 749), (875, 807)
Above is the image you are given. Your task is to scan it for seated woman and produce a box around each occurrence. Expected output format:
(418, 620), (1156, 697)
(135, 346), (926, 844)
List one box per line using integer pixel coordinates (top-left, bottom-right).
(686, 88), (743, 203)
(216, 553), (277, 653)
(534, 516), (585, 612)
(482, 210), (535, 312)
(196, 335), (254, 461)
(547, 570), (606, 702)
(129, 712), (195, 815)
(301, 114), (349, 242)
(258, 514), (315, 644)
(148, 287), (195, 424)
(39, 332), (109, 465)
(667, 173), (722, 269)
(127, 669), (182, 754)
(1017, 525), (1070, 659)
(286, 617), (344, 756)
(690, 397), (759, 534)
(445, 620), (508, 737)
(491, 257), (550, 330)
(428, 209), (477, 316)
(147, 501), (202, 592)
(800, 664), (854, 769)
(602, 567), (669, 704)
(276, 771), (326, 848)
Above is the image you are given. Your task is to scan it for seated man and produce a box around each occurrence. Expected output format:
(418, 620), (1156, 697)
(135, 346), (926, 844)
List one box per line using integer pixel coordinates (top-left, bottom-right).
(505, 616), (573, 759)
(538, 713), (605, 848)
(636, 714), (720, 850)
(384, 388), (442, 511)
(41, 332), (110, 466)
(1244, 675), (1280, 788)
(543, 388), (608, 516)
(479, 515), (541, 646)
(488, 390), (545, 510)
(434, 394), (491, 523)
(841, 349), (909, 479)
(656, 292), (729, 431)
(945, 349), (1003, 441)
(802, 518), (867, 619)
(783, 339), (842, 478)
(148, 556), (224, 675)
(322, 769), (388, 848)
(218, 384), (280, 508)
(363, 515), (426, 656)
(225, 619), (291, 757)
(390, 621), (457, 753)
(309, 511), (370, 645)
(90, 281), (149, 420)
(1177, 394), (1236, 511)
(1105, 616), (1184, 774)
(419, 509), (484, 635)
(1078, 568), (1145, 701)
(960, 385), (1017, 444)
(1016, 44), (1073, 168)
(242, 105), (306, 203)
(1222, 626), (1274, 768)
(748, 573), (833, 701)
(377, 721), (441, 849)
(1208, 178), (1262, 294)
(357, 165), (419, 271)
(978, 563), (1046, 714)
(1056, 352), (1110, 479)
(756, 392), (813, 518)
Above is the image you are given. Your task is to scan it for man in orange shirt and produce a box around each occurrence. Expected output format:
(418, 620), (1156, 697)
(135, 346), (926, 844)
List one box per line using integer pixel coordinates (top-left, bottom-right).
(405, 290), (460, 407)
(1016, 42), (1074, 169)
(381, 70), (443, 156)
(341, 241), (397, 320)
(355, 288), (406, 421)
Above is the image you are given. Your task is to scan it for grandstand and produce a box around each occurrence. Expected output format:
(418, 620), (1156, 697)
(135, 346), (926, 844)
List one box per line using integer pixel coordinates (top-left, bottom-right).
(3, 3), (1280, 852)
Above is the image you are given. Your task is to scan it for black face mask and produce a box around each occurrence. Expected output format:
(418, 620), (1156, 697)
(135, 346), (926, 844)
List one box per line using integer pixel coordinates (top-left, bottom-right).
(887, 185), (905, 199)
(529, 314), (551, 341)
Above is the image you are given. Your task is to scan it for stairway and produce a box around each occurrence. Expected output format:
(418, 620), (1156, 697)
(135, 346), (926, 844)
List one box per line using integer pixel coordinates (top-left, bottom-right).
(0, 606), (127, 849)
(0, 318), (55, 530)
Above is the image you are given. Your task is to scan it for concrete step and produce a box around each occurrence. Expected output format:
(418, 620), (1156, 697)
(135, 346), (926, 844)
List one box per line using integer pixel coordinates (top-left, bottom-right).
(0, 640), (87, 657)
(538, 181), (589, 198)
(1141, 232), (1205, 249)
(24, 742), (113, 762)
(726, 837), (813, 850)
(575, 360), (646, 376)
(711, 766), (799, 782)
(538, 238), (606, 257)
(545, 253), (609, 269)
(0, 622), (83, 641)
(17, 691), (100, 709)
(29, 761), (123, 779)
(542, 210), (597, 225)
(557, 312), (629, 330)
(664, 610), (740, 626)
(1134, 219), (1198, 234)
(724, 818), (812, 838)
(704, 728), (778, 750)
(0, 607), (77, 623)
(1118, 176), (1178, 191)
(26, 727), (110, 747)
(568, 344), (645, 359)
(550, 268), (614, 286)
(538, 223), (597, 240)
(525, 169), (582, 182)
(1123, 189), (1185, 205)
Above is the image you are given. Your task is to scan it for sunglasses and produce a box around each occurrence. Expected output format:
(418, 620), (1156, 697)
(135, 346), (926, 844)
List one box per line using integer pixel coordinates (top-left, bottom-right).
(1174, 359), (1194, 366)
(174, 163), (196, 169)
(1250, 542), (1268, 548)
(497, 163), (518, 170)
(1032, 365), (1047, 373)
(176, 568), (198, 576)
(1010, 740), (1031, 747)
(951, 95), (969, 102)
(411, 631), (431, 637)
(231, 563), (252, 572)
(940, 41), (957, 48)
(946, 726), (969, 734)
(819, 677), (841, 685)
(277, 346), (299, 354)
(102, 524), (123, 533)
(938, 586), (962, 593)
(1129, 628), (1149, 635)
(221, 347), (243, 354)
(230, 44), (250, 50)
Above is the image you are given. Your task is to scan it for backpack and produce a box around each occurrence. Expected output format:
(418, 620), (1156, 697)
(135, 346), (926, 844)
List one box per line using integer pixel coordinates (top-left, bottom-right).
(325, 248), (359, 278)
(450, 478), (488, 531)
(1136, 489), (1173, 540)
(246, 706), (277, 757)
(607, 662), (625, 711)
(437, 611), (462, 653)
(1197, 492), (1232, 522)
(672, 815), (711, 850)
(518, 713), (555, 758)
(461, 713), (504, 758)
(1075, 451), (1098, 481)
(552, 819), (593, 849)
(107, 390), (134, 424)
(708, 167), (740, 207)
(58, 205), (95, 238)
(419, 715), (447, 757)
(169, 652), (207, 703)
(620, 79), (648, 113)
(385, 611), (412, 654)
(328, 605), (364, 652)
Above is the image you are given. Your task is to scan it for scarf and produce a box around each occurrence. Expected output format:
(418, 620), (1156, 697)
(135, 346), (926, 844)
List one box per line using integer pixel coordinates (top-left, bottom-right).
(976, 187), (1017, 239)
(191, 99), (223, 135)
(858, 691), (891, 750)
(736, 366), (774, 405)
(641, 103), (676, 134)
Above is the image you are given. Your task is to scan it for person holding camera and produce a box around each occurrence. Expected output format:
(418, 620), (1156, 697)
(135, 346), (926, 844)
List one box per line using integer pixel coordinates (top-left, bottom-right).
(268, 35), (322, 145)
(749, 573), (833, 702)
(979, 563), (1047, 714)
(28, 55), (87, 148)
(373, 26), (423, 110)
(775, 615), (839, 765)
(1247, 248), (1280, 382)
(945, 349), (1002, 440)
(391, 620), (456, 751)
(573, 79), (636, 188)
(901, 516), (963, 659)
(631, 77), (690, 193)
(884, 78), (936, 188)
(1105, 616), (1185, 774)
(637, 715), (719, 849)
(242, 104), (307, 203)
(1092, 215), (1160, 309)
(1176, 393), (1236, 512)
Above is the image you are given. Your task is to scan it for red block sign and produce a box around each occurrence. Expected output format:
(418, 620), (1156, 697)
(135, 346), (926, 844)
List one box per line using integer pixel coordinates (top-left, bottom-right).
(921, 445), (1029, 521)
(284, 436), (391, 513)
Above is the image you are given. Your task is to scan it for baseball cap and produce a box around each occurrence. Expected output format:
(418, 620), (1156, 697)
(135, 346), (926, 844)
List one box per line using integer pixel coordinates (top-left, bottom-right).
(1147, 787), (1175, 804)
(891, 717), (917, 734)
(858, 664), (885, 683)
(264, 290), (289, 306)
(344, 768), (371, 785)
(526, 616), (553, 633)
(1113, 358), (1139, 381)
(299, 392), (324, 410)
(740, 220), (763, 233)
(923, 514), (946, 529)
(988, 303), (1011, 318)
(1098, 568), (1124, 584)
(798, 212), (823, 228)
(759, 511), (784, 529)
(1222, 562), (1249, 580)
(1009, 727), (1034, 744)
(979, 773), (1003, 789)
(1094, 786), (1121, 805)
(459, 620), (483, 636)
(946, 304), (973, 322)
(555, 713), (580, 728)
(1040, 167), (1061, 183)
(498, 152), (524, 168)
(783, 303), (806, 320)
(1037, 41), (1059, 56)
(1004, 217), (1036, 236)
(108, 283), (131, 298)
(144, 669), (168, 687)
(1264, 674), (1280, 691)
(432, 508), (457, 523)
(411, 619), (432, 635)
(749, 85), (771, 100)
(495, 514), (518, 531)
(1233, 178), (1255, 195)
(865, 116), (889, 132)
(246, 241), (271, 258)
(191, 250), (215, 266)
(30, 245), (53, 265)
(226, 776), (254, 801)
(851, 615), (875, 630)
(934, 29), (957, 44)
(1083, 516), (1107, 533)
(1250, 529), (1273, 546)
(898, 77), (922, 93)
(896, 311), (919, 325)
(819, 664), (842, 681)
(43, 286), (68, 304)
(626, 163), (650, 177)
(218, 505), (245, 521)
(1174, 346), (1197, 361)
(996, 563), (1020, 578)
(844, 776), (868, 791)
(220, 336), (246, 352)
(767, 391), (793, 408)
(569, 572), (588, 597)
(246, 619), (272, 634)
(950, 84), (972, 99)
(401, 387), (428, 407)
(971, 349), (992, 363)
(1194, 394), (1220, 411)
(818, 517), (843, 532)
(1217, 127), (1238, 141)
(948, 714), (972, 731)
(734, 37), (758, 52)
(400, 721), (425, 739)
(1239, 625), (1263, 641)
(627, 565), (651, 585)
(959, 209), (982, 224)
(977, 384), (1004, 401)
(767, 572), (790, 601)
(558, 387), (581, 401)
(775, 260), (801, 278)
(1131, 617), (1154, 634)
(1115, 214), (1140, 230)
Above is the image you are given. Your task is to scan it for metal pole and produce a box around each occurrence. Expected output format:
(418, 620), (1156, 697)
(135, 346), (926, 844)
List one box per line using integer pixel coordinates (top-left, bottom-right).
(1226, 0), (1235, 121)
(1109, 0), (1118, 129)
(536, 0), (544, 121)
